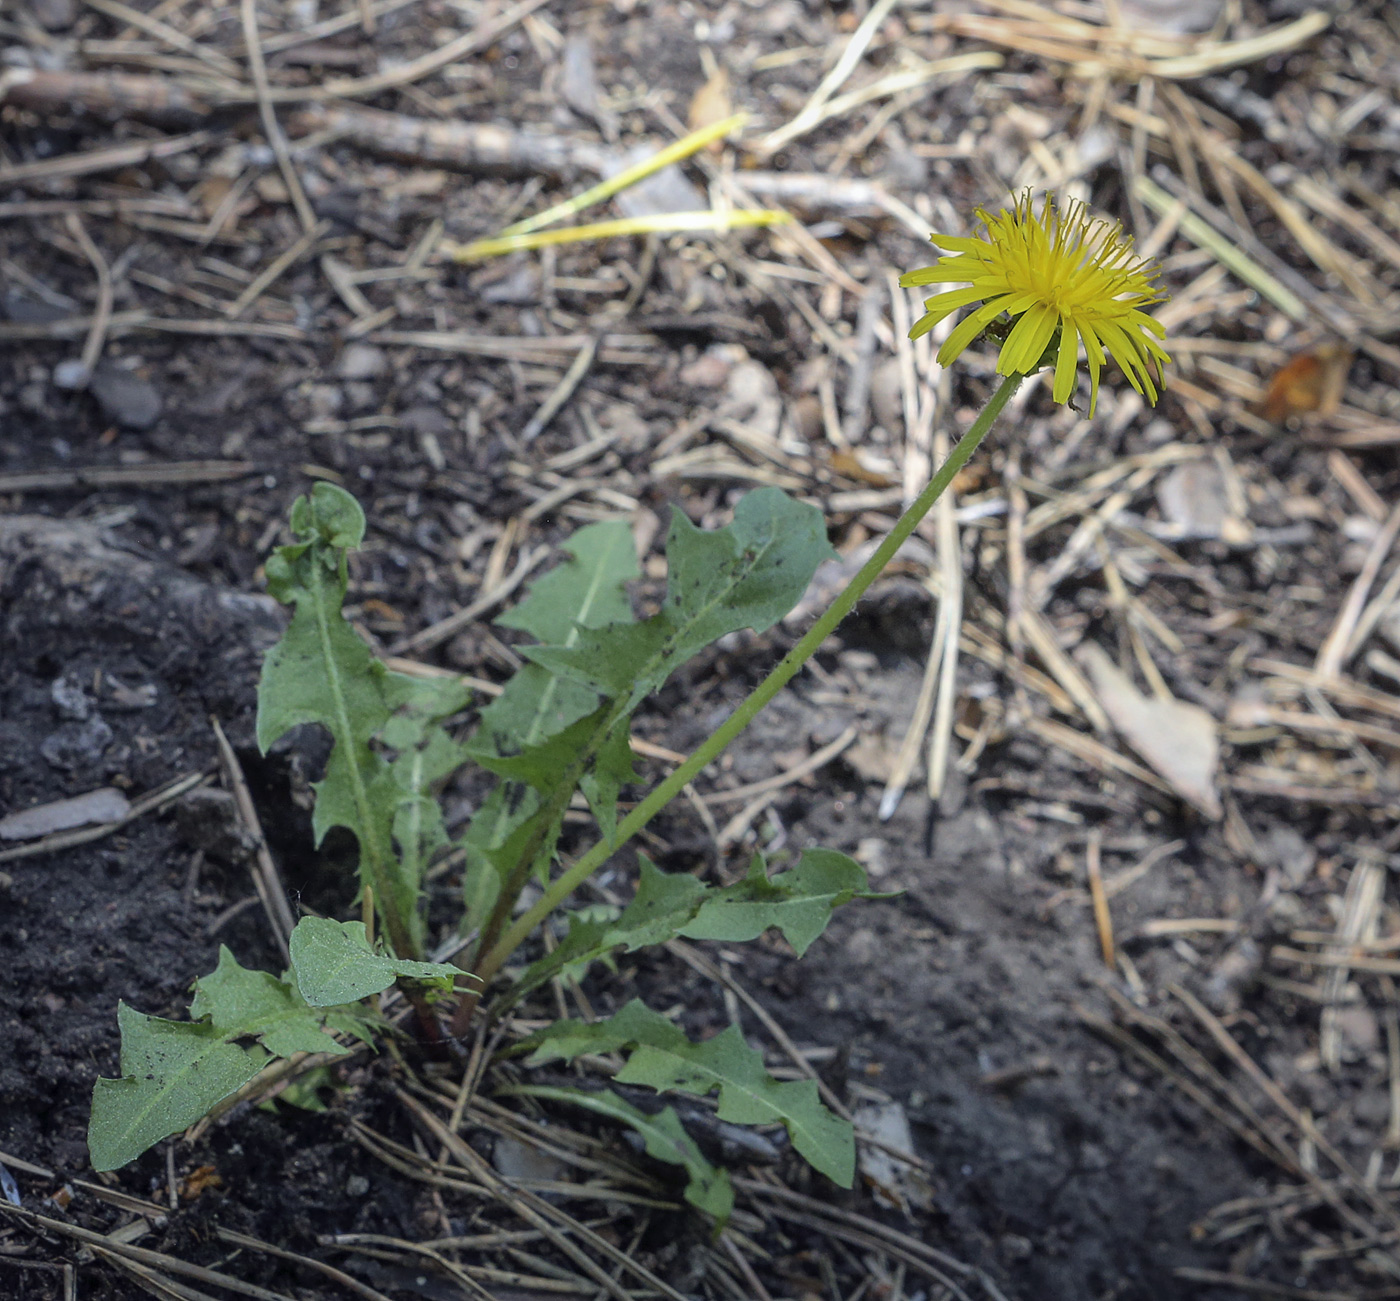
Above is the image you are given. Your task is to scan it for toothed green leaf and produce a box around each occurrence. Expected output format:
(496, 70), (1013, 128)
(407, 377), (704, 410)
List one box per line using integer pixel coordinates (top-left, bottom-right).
(497, 519), (638, 644)
(680, 849), (876, 956)
(509, 1084), (733, 1222)
(288, 917), (465, 1007)
(89, 945), (368, 1171)
(526, 489), (835, 710)
(191, 947), (356, 1057)
(525, 999), (854, 1186)
(257, 482), (471, 959)
(517, 850), (872, 1000)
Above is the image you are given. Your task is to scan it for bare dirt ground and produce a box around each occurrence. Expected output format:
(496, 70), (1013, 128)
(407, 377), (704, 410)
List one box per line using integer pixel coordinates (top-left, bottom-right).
(5, 1), (1400, 1298)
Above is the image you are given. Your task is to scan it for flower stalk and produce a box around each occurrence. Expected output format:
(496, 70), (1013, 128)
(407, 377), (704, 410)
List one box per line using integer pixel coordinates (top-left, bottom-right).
(469, 370), (1026, 993)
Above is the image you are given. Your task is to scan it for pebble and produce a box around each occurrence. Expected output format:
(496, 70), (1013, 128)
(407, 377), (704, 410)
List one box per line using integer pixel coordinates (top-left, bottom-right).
(306, 383), (343, 420)
(4, 293), (72, 325)
(399, 405), (452, 437)
(335, 343), (388, 380)
(51, 360), (90, 391)
(89, 362), (162, 430)
(40, 716), (114, 770)
(30, 0), (77, 29)
(51, 675), (92, 721)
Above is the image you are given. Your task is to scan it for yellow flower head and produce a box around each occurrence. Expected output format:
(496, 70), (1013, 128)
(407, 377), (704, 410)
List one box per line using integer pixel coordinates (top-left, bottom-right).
(900, 192), (1170, 416)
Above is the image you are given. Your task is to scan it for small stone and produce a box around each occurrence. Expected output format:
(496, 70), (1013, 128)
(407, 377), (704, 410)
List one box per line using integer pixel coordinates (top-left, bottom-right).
(52, 359), (90, 391)
(854, 837), (891, 881)
(51, 674), (92, 721)
(613, 153), (704, 219)
(306, 384), (342, 420)
(1000, 1235), (1034, 1261)
(335, 344), (388, 380)
(399, 405), (452, 437)
(679, 346), (734, 389)
(0, 722), (34, 773)
(869, 358), (903, 433)
(1156, 461), (1231, 539)
(718, 356), (782, 439)
(89, 362), (162, 430)
(40, 715), (113, 770)
(1254, 824), (1316, 887)
(1334, 1006), (1379, 1054)
(845, 927), (879, 965)
(4, 293), (71, 325)
(492, 1136), (568, 1184)
(1353, 1088), (1391, 1128)
(342, 382), (376, 413)
(476, 261), (539, 305)
(344, 1175), (369, 1197)
(30, 0), (78, 30)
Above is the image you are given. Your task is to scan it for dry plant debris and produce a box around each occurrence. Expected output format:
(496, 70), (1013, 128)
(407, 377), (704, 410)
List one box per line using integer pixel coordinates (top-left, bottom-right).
(6, 0), (1400, 1297)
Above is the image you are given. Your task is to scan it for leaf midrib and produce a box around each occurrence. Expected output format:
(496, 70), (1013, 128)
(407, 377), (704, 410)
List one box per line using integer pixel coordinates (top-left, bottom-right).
(308, 558), (405, 954)
(523, 527), (630, 748)
(623, 1040), (841, 1178)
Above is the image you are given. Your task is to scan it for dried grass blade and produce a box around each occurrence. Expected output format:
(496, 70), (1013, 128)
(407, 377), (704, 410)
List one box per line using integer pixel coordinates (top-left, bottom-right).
(502, 112), (747, 237)
(446, 209), (789, 261)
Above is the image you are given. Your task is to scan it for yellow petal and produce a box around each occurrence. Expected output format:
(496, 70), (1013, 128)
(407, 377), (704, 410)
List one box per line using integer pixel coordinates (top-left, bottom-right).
(936, 298), (1011, 366)
(1052, 313), (1079, 405)
(907, 286), (987, 340)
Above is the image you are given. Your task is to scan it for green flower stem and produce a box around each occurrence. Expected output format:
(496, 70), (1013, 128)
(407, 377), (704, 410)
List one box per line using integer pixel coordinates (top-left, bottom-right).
(472, 370), (1025, 990)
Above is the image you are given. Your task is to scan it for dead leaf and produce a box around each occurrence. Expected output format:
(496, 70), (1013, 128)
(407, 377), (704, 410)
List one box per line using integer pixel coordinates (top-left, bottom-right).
(854, 1100), (934, 1213)
(0, 787), (130, 841)
(1079, 644), (1222, 819)
(560, 31), (616, 138)
(1118, 0), (1223, 33)
(178, 1165), (223, 1200)
(1156, 461), (1230, 539)
(194, 174), (233, 220)
(828, 448), (895, 488)
(842, 731), (903, 785)
(1258, 343), (1352, 424)
(688, 66), (732, 141)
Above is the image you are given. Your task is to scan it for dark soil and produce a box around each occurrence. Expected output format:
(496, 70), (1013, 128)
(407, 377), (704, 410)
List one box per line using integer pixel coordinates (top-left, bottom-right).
(1, 501), (1260, 1301)
(5, 1), (1400, 1296)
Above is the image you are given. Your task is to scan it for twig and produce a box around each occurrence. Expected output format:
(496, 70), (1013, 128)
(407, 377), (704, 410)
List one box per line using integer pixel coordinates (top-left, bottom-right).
(212, 1229), (398, 1301)
(760, 0), (901, 154)
(702, 724), (858, 806)
(0, 770), (209, 864)
(82, 0), (242, 77)
(0, 1203), (295, 1301)
(0, 460), (254, 493)
(239, 0), (317, 234)
(0, 130), (216, 187)
(521, 338), (597, 444)
(61, 213), (113, 387)
(389, 545), (549, 656)
(841, 287), (882, 445)
(1171, 982), (1400, 1237)
(301, 0), (554, 103)
(226, 219), (329, 318)
(1085, 830), (1115, 969)
(1319, 858), (1384, 1071)
(396, 1088), (691, 1301)
(211, 717), (295, 962)
(1317, 498), (1400, 680)
(925, 422), (964, 808)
